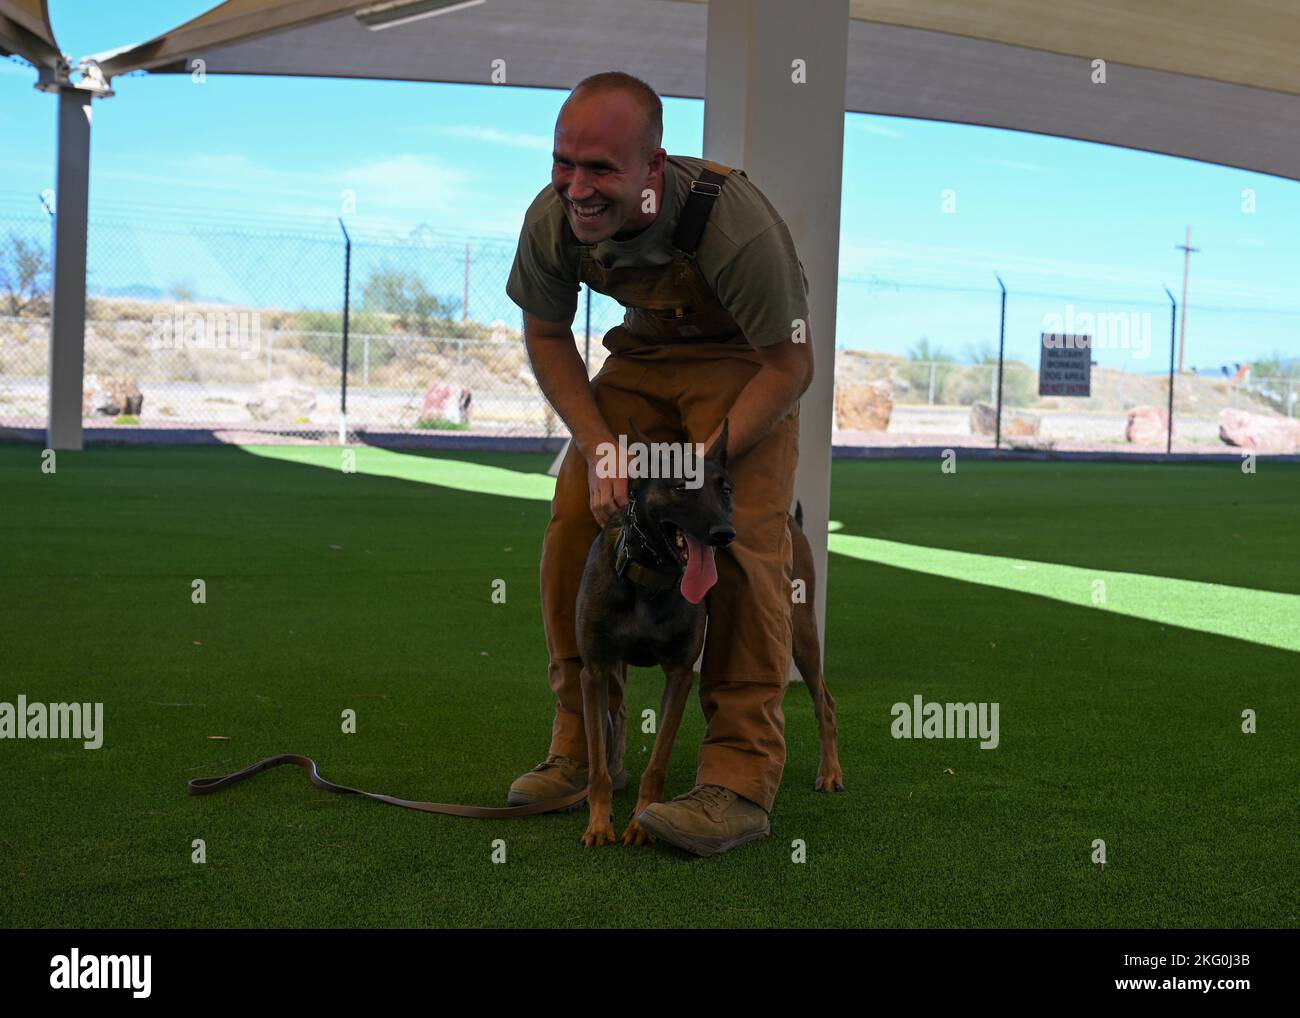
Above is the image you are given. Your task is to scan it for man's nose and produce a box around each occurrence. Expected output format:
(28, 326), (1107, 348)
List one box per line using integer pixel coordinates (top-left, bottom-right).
(568, 169), (598, 198)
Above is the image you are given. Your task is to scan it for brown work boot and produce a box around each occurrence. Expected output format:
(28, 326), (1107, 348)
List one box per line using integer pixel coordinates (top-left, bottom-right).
(635, 784), (770, 857)
(507, 754), (627, 811)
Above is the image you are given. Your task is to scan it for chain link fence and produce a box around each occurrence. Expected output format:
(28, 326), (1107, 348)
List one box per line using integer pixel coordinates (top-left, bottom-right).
(1, 201), (1297, 452)
(0, 203), (628, 442)
(833, 276), (1300, 452)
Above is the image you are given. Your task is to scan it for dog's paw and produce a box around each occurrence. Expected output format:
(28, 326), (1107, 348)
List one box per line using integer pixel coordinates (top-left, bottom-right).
(814, 767), (845, 793)
(621, 817), (656, 847)
(580, 820), (616, 848)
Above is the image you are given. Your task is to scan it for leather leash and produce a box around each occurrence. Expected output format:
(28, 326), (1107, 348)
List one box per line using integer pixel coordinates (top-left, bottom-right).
(188, 715), (618, 818)
(187, 754), (589, 818)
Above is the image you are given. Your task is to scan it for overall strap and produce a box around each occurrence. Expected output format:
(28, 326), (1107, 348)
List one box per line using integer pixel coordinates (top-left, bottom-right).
(671, 160), (735, 258)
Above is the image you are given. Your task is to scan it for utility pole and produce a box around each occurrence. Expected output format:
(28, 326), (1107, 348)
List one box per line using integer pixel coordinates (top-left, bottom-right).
(463, 242), (470, 322)
(1175, 225), (1199, 374)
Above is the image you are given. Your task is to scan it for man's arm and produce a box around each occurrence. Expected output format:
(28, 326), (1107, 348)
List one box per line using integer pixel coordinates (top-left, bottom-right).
(524, 311), (630, 525)
(523, 311), (615, 459)
(703, 335), (813, 459)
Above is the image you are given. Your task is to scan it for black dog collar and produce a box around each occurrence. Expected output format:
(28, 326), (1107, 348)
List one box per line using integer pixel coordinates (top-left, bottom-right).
(614, 495), (681, 596)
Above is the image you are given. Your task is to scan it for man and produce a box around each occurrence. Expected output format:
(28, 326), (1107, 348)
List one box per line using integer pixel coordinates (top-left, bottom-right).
(505, 71), (812, 856)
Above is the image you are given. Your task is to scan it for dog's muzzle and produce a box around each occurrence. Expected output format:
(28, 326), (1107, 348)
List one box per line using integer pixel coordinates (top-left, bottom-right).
(707, 524), (736, 547)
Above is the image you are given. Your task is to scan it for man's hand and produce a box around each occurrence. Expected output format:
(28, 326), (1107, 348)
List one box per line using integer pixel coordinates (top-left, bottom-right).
(587, 454), (628, 527)
(705, 336), (813, 459)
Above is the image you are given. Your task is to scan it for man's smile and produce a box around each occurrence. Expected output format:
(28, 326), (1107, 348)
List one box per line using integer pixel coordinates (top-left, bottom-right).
(569, 197), (611, 223)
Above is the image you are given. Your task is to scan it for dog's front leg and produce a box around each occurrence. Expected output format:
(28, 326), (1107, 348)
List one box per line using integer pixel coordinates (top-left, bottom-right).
(579, 662), (617, 848)
(623, 663), (693, 847)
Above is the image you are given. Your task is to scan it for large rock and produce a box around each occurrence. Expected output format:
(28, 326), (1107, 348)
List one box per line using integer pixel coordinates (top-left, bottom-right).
(1004, 410), (1041, 438)
(1126, 405), (1172, 444)
(835, 381), (893, 431)
(970, 401), (1041, 437)
(83, 375), (143, 417)
(246, 378), (317, 422)
(422, 382), (452, 421)
(970, 401), (997, 435)
(1218, 408), (1300, 454)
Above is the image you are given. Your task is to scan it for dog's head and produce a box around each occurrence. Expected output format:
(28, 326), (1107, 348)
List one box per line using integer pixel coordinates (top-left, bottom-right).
(625, 417), (734, 605)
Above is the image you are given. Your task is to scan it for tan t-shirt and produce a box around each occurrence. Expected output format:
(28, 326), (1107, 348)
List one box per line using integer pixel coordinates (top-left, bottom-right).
(506, 154), (809, 348)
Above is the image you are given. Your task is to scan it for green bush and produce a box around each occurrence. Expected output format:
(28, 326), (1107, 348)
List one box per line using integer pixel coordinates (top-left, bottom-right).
(296, 308), (388, 335)
(296, 309), (390, 371)
(1248, 351), (1300, 415)
(362, 267), (459, 336)
(900, 337), (957, 401)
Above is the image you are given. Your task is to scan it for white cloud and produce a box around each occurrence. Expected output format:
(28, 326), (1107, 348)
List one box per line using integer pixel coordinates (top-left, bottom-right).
(436, 125), (552, 151)
(981, 157), (1049, 173)
(331, 153), (468, 202)
(836, 238), (1296, 303)
(81, 149), (528, 237)
(88, 151), (471, 212)
(851, 119), (903, 139)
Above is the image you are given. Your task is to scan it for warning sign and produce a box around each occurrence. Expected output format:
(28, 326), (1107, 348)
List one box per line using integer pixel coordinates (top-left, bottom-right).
(1039, 334), (1092, 396)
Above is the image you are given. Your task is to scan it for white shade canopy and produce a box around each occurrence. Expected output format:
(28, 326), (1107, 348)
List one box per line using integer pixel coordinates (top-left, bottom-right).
(0, 0), (61, 70)
(80, 0), (1300, 181)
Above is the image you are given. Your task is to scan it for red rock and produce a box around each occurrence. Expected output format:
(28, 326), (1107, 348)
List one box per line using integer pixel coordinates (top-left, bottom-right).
(1219, 408), (1300, 454)
(835, 381), (893, 431)
(421, 382), (452, 420)
(246, 378), (317, 422)
(970, 401), (1040, 437)
(1125, 405), (1171, 444)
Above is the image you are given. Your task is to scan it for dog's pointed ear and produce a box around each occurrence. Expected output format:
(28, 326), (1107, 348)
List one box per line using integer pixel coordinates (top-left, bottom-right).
(705, 417), (729, 465)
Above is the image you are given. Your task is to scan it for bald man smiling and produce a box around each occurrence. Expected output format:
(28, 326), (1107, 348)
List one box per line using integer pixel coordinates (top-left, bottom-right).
(506, 71), (812, 857)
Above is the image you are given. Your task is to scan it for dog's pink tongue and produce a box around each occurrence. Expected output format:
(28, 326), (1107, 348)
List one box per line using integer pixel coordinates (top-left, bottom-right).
(680, 534), (717, 604)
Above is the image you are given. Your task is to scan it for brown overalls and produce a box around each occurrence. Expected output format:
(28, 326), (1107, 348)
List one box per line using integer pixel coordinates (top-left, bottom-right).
(540, 161), (800, 812)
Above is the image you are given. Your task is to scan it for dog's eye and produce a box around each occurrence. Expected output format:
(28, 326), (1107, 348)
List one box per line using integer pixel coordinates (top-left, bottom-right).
(673, 483), (689, 494)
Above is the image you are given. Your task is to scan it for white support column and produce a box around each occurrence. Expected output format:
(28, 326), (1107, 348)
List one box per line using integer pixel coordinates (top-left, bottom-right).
(47, 87), (94, 451)
(703, 0), (850, 677)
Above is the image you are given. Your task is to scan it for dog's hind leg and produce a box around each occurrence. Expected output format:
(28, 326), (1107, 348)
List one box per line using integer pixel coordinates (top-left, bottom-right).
(579, 662), (618, 847)
(623, 663), (694, 847)
(790, 515), (845, 793)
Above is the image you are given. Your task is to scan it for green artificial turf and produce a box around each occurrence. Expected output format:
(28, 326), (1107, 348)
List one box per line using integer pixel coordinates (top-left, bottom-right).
(0, 445), (1295, 928)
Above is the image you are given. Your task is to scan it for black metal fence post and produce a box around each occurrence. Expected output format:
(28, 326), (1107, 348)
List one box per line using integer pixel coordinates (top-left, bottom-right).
(583, 285), (591, 372)
(1164, 287), (1176, 455)
(339, 218), (352, 443)
(995, 274), (1007, 451)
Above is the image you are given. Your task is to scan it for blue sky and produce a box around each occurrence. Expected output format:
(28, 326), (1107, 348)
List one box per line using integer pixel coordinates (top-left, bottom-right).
(1, 0), (1297, 373)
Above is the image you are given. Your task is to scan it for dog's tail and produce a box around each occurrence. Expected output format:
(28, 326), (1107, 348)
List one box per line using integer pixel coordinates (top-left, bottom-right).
(794, 500), (803, 528)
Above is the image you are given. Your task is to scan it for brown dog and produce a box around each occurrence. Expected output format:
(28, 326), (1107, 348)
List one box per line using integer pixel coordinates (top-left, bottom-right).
(575, 421), (842, 848)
